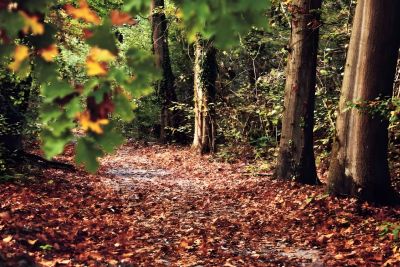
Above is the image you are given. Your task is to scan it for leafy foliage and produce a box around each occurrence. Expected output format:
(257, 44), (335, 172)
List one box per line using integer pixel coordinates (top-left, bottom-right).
(0, 0), (270, 172)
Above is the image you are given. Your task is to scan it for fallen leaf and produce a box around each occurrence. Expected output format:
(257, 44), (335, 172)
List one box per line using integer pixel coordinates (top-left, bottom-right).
(2, 235), (13, 243)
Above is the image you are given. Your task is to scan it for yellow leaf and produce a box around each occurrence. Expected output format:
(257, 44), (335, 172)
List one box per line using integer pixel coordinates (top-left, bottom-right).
(89, 47), (116, 62)
(2, 235), (13, 243)
(39, 44), (59, 62)
(20, 11), (44, 35)
(86, 57), (107, 76)
(65, 0), (101, 25)
(9, 45), (29, 71)
(78, 111), (109, 134)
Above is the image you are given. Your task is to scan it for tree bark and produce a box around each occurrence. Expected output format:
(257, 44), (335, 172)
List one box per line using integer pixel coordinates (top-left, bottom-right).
(150, 0), (178, 143)
(276, 0), (322, 184)
(192, 37), (217, 154)
(328, 0), (400, 203)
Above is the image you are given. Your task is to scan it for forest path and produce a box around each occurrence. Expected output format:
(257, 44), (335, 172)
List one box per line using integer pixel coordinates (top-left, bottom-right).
(2, 143), (397, 266)
(99, 143), (324, 266)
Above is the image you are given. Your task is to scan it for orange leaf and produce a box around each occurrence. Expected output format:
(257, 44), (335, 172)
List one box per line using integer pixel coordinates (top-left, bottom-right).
(65, 0), (101, 25)
(9, 45), (29, 71)
(39, 44), (59, 62)
(110, 10), (136, 25)
(20, 11), (44, 35)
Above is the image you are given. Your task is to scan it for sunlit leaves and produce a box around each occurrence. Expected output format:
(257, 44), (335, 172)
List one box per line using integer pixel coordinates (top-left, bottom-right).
(85, 47), (116, 76)
(65, 0), (101, 25)
(173, 0), (270, 48)
(86, 58), (107, 76)
(0, 0), (272, 173)
(9, 45), (29, 71)
(89, 47), (116, 62)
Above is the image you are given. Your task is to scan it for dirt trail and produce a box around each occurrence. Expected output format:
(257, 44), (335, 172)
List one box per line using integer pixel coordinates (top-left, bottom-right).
(99, 145), (324, 266)
(2, 143), (396, 266)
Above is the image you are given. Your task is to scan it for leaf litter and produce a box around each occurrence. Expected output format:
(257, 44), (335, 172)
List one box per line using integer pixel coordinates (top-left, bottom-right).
(0, 142), (399, 266)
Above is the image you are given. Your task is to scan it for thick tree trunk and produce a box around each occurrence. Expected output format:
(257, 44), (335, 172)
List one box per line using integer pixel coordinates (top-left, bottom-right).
(0, 77), (31, 154)
(0, 76), (31, 173)
(150, 0), (178, 143)
(328, 0), (400, 203)
(276, 0), (322, 184)
(192, 38), (217, 154)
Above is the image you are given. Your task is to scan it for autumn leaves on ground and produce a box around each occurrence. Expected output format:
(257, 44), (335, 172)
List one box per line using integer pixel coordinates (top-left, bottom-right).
(0, 143), (399, 266)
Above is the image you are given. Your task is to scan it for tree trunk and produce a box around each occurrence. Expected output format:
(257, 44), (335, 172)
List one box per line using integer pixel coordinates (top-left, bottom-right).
(192, 38), (217, 154)
(0, 75), (31, 173)
(150, 0), (177, 143)
(328, 0), (400, 203)
(276, 0), (322, 184)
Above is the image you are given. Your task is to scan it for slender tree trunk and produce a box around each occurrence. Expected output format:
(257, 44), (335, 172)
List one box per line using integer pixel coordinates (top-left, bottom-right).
(192, 38), (217, 154)
(276, 0), (322, 184)
(150, 0), (177, 143)
(328, 0), (400, 203)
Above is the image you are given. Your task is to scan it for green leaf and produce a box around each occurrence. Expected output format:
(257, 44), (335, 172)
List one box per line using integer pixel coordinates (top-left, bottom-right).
(86, 23), (118, 53)
(94, 124), (124, 153)
(123, 0), (150, 14)
(41, 129), (72, 159)
(114, 94), (135, 121)
(90, 82), (110, 104)
(0, 11), (24, 39)
(34, 59), (58, 83)
(27, 23), (56, 49)
(40, 104), (63, 123)
(17, 0), (52, 12)
(75, 137), (104, 173)
(41, 81), (74, 102)
(65, 97), (82, 119)
(49, 114), (76, 137)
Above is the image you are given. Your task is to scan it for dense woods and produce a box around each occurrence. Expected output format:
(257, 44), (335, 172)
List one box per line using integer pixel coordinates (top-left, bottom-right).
(1, 0), (400, 265)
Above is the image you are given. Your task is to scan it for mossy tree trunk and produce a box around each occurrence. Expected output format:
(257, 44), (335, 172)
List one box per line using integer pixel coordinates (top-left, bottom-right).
(276, 0), (322, 184)
(192, 37), (217, 154)
(328, 0), (400, 203)
(151, 0), (178, 143)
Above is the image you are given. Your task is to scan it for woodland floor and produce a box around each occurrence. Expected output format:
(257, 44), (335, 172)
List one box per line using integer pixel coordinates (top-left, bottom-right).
(0, 143), (400, 266)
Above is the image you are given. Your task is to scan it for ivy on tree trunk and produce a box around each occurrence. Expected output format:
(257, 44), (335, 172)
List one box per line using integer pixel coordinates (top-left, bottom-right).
(192, 37), (217, 154)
